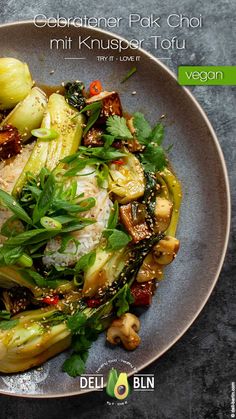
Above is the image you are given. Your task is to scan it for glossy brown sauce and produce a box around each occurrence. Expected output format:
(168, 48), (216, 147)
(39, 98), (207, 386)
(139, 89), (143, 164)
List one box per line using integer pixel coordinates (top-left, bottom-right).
(37, 84), (65, 97)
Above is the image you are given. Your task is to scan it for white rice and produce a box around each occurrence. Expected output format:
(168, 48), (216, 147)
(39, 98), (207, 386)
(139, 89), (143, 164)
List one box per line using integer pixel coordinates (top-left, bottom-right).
(43, 166), (112, 268)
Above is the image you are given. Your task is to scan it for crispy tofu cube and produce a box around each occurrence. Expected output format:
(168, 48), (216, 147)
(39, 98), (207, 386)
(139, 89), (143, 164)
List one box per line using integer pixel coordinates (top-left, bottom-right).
(120, 203), (151, 243)
(0, 125), (22, 160)
(86, 91), (122, 124)
(83, 127), (104, 147)
(154, 197), (173, 233)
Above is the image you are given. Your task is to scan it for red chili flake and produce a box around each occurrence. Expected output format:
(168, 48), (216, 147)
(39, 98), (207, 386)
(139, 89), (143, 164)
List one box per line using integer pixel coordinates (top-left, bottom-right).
(112, 159), (124, 165)
(86, 298), (101, 308)
(42, 295), (59, 305)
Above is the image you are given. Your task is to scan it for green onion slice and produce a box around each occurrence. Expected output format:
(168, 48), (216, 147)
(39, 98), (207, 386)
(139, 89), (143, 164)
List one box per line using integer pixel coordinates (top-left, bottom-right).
(17, 253), (33, 267)
(31, 128), (59, 140)
(40, 216), (62, 230)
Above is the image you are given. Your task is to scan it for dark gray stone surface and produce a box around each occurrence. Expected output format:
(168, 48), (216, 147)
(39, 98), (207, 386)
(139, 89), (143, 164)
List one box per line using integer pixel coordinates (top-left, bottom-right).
(0, 0), (235, 418)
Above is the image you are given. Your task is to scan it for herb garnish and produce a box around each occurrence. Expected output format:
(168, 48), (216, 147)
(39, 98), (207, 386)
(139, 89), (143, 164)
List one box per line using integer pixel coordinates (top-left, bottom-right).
(106, 115), (133, 139)
(133, 112), (167, 172)
(0, 167), (95, 270)
(114, 284), (134, 316)
(103, 202), (131, 250)
(121, 66), (137, 83)
(80, 101), (102, 136)
(65, 81), (86, 111)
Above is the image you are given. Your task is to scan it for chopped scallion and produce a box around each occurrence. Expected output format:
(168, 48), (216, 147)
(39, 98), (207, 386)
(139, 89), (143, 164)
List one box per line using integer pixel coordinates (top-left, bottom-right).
(31, 128), (59, 140)
(40, 216), (62, 231)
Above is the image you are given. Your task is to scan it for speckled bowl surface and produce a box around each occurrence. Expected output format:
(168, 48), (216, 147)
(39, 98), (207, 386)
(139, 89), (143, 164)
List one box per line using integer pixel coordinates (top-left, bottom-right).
(0, 22), (230, 397)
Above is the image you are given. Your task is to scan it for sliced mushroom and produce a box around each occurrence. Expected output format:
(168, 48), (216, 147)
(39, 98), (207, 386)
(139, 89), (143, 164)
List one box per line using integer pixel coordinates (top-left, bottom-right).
(154, 197), (173, 233)
(153, 236), (180, 265)
(136, 253), (163, 282)
(106, 313), (141, 350)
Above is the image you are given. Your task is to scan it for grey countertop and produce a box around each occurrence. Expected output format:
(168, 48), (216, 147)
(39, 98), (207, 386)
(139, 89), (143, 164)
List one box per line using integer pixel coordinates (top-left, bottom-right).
(0, 1), (235, 418)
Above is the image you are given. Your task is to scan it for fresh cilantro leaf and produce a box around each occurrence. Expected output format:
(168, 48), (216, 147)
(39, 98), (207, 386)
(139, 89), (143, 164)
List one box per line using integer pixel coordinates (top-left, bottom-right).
(104, 203), (131, 250)
(0, 319), (19, 330)
(106, 116), (133, 140)
(107, 202), (119, 230)
(106, 229), (131, 250)
(0, 310), (11, 320)
(115, 284), (134, 316)
(149, 123), (164, 145)
(63, 310), (104, 377)
(62, 351), (88, 377)
(133, 112), (152, 144)
(72, 334), (93, 352)
(67, 311), (88, 334)
(132, 113), (167, 172)
(75, 251), (96, 273)
(141, 143), (167, 172)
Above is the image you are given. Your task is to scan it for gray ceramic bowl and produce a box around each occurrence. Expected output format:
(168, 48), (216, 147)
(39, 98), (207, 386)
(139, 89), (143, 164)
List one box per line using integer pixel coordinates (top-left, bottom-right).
(0, 21), (230, 398)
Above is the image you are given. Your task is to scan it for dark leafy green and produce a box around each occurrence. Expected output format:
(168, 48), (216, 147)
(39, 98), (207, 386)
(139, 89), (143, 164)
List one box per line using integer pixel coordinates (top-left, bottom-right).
(0, 319), (19, 330)
(114, 284), (134, 316)
(82, 101), (102, 136)
(106, 229), (131, 251)
(106, 115), (133, 139)
(75, 251), (96, 273)
(141, 144), (167, 172)
(0, 245), (24, 266)
(23, 269), (70, 290)
(62, 352), (89, 377)
(0, 310), (11, 320)
(133, 113), (167, 172)
(133, 112), (152, 143)
(107, 202), (119, 230)
(65, 81), (86, 111)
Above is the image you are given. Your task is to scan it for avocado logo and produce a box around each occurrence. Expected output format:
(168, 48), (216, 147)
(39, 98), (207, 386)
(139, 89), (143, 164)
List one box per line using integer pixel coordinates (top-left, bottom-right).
(106, 368), (131, 400)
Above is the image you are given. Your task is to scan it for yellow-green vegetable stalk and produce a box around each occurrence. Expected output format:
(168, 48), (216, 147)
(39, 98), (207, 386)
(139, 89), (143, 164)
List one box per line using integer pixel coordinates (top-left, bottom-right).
(0, 57), (33, 110)
(45, 93), (85, 171)
(161, 168), (182, 236)
(0, 308), (71, 373)
(108, 151), (145, 203)
(13, 93), (85, 196)
(1, 87), (47, 141)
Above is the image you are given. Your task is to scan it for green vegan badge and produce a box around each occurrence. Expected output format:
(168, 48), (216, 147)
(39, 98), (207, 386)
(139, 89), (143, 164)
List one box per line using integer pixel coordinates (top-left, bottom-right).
(178, 66), (236, 85)
(106, 368), (131, 400)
